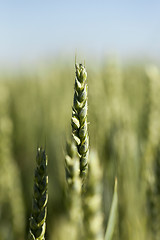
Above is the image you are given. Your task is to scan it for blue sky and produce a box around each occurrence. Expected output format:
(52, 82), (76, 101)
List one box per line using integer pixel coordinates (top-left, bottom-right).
(0, 1), (160, 67)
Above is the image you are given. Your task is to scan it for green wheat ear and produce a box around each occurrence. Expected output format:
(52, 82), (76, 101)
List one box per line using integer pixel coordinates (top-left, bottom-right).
(71, 63), (89, 181)
(83, 150), (103, 240)
(65, 141), (83, 238)
(28, 147), (48, 240)
(65, 141), (81, 195)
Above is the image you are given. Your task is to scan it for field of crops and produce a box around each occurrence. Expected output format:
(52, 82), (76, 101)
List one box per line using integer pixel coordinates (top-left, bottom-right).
(0, 58), (160, 240)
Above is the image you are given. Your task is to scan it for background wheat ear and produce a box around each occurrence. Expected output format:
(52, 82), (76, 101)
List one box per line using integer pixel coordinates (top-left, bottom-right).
(65, 141), (83, 239)
(28, 147), (48, 240)
(145, 66), (160, 239)
(83, 150), (103, 240)
(65, 141), (81, 196)
(0, 83), (25, 240)
(71, 63), (89, 183)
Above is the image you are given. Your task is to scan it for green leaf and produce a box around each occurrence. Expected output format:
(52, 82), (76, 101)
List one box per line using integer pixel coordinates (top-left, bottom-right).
(104, 178), (118, 240)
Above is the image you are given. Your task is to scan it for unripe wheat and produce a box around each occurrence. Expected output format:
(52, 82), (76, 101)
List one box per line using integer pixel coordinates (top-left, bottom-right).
(83, 150), (103, 240)
(65, 141), (83, 239)
(28, 148), (48, 240)
(71, 63), (89, 181)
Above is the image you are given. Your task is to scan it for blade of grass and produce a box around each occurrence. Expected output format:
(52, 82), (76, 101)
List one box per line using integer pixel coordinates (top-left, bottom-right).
(104, 178), (118, 240)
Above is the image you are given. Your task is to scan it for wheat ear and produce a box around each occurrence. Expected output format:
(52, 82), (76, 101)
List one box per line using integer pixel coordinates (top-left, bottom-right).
(28, 148), (48, 240)
(71, 63), (89, 181)
(65, 141), (81, 196)
(65, 141), (82, 230)
(83, 150), (103, 240)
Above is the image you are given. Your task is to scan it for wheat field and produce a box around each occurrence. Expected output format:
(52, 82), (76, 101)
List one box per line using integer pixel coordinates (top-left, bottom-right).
(0, 59), (160, 240)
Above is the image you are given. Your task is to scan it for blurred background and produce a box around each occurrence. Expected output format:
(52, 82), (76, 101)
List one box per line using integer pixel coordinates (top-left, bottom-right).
(0, 1), (160, 240)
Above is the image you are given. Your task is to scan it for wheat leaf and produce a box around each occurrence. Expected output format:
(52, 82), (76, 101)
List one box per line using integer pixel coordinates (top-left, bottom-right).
(104, 178), (118, 240)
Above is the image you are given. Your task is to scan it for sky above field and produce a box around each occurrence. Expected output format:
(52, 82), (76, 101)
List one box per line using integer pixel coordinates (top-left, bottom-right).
(0, 1), (160, 67)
